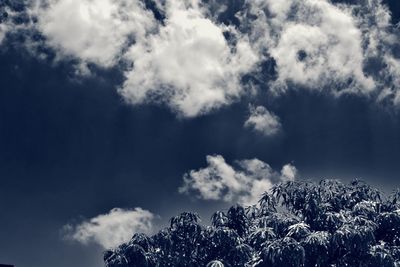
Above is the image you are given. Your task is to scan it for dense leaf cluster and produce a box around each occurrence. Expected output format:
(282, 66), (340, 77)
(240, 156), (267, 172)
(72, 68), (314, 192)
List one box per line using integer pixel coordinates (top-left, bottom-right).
(104, 179), (400, 267)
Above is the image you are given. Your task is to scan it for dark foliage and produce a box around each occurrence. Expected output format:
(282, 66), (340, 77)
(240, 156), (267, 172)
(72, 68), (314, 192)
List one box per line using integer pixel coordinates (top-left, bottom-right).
(104, 179), (400, 267)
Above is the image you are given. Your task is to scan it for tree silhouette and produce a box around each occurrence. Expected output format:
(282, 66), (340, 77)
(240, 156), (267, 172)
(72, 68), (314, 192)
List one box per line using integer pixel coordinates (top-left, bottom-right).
(104, 179), (400, 267)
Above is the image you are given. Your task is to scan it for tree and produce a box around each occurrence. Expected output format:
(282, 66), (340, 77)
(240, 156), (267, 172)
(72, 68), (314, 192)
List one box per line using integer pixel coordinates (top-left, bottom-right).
(207, 227), (241, 262)
(227, 244), (254, 266)
(211, 211), (228, 228)
(258, 192), (277, 215)
(286, 222), (311, 241)
(103, 179), (400, 267)
(247, 227), (276, 250)
(260, 237), (305, 267)
(206, 260), (224, 267)
(226, 204), (249, 238)
(302, 231), (330, 267)
(376, 211), (400, 246)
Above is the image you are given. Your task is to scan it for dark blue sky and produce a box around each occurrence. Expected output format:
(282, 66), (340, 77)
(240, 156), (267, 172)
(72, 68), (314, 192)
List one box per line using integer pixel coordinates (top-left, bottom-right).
(0, 0), (400, 267)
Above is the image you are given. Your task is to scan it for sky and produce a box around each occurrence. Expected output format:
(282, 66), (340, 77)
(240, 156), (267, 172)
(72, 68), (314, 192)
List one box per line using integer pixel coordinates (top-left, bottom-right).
(0, 0), (400, 266)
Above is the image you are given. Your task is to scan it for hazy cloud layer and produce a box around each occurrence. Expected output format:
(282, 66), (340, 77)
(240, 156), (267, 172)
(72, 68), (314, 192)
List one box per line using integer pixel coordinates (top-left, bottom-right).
(179, 155), (297, 205)
(63, 207), (155, 249)
(2, 0), (400, 114)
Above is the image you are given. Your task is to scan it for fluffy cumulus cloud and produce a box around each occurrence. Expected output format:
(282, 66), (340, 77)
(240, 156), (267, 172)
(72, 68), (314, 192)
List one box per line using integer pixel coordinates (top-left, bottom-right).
(240, 0), (375, 94)
(2, 0), (400, 113)
(351, 0), (400, 106)
(120, 0), (258, 117)
(244, 105), (281, 136)
(179, 155), (298, 205)
(281, 163), (297, 182)
(32, 0), (156, 67)
(240, 0), (400, 100)
(63, 207), (155, 249)
(25, 0), (259, 116)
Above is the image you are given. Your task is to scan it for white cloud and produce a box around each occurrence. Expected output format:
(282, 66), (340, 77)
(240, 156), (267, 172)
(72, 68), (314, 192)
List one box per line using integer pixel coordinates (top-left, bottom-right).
(281, 163), (297, 182)
(0, 23), (8, 44)
(6, 0), (400, 113)
(26, 0), (260, 117)
(179, 155), (297, 205)
(244, 105), (281, 136)
(350, 0), (400, 107)
(120, 0), (258, 117)
(0, 7), (23, 46)
(242, 0), (375, 94)
(0, 5), (9, 45)
(240, 0), (400, 107)
(380, 54), (400, 106)
(33, 0), (156, 67)
(63, 207), (155, 249)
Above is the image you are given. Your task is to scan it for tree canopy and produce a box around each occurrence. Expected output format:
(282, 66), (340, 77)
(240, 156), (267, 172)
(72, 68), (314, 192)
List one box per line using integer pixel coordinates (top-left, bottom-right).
(103, 179), (400, 267)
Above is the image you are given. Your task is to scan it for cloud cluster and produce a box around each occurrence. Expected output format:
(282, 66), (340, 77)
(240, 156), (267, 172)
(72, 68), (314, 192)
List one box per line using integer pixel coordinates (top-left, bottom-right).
(179, 155), (297, 205)
(25, 0), (259, 117)
(120, 0), (258, 117)
(2, 0), (400, 115)
(63, 207), (155, 249)
(32, 0), (156, 67)
(241, 0), (372, 93)
(351, 0), (400, 105)
(240, 0), (400, 100)
(244, 105), (281, 136)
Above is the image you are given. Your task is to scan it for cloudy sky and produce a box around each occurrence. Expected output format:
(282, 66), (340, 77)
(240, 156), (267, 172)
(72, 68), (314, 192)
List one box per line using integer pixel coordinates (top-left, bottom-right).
(0, 0), (400, 266)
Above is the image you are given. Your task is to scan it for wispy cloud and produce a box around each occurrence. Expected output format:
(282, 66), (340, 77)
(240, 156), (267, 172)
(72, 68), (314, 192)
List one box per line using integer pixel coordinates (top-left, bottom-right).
(63, 207), (155, 249)
(179, 155), (298, 205)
